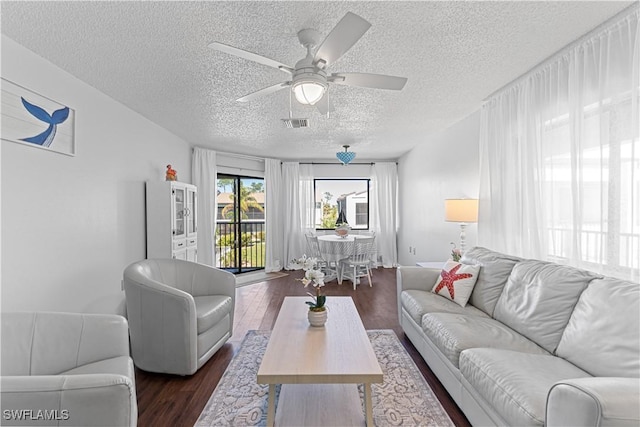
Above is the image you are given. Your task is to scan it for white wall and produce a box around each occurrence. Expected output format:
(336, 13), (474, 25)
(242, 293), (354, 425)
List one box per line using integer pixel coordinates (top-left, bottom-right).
(312, 163), (373, 178)
(397, 112), (480, 266)
(1, 36), (191, 315)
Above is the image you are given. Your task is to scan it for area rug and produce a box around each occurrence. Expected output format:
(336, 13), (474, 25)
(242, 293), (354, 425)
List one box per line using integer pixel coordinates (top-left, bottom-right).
(195, 329), (454, 426)
(235, 271), (289, 288)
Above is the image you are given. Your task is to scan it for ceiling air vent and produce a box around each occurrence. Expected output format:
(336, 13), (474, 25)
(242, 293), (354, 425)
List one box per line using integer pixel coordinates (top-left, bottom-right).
(281, 118), (310, 128)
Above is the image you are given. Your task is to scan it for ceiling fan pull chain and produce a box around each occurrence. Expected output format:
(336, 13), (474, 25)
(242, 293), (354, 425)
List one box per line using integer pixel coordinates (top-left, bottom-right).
(289, 88), (293, 119)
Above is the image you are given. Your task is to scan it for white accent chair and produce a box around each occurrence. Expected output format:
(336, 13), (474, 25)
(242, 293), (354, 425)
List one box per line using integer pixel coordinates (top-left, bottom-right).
(1, 312), (137, 427)
(123, 258), (236, 376)
(339, 236), (377, 290)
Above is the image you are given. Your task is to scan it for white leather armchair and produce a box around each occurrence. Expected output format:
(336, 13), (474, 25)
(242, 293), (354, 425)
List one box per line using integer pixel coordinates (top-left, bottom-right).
(1, 312), (137, 427)
(123, 258), (236, 376)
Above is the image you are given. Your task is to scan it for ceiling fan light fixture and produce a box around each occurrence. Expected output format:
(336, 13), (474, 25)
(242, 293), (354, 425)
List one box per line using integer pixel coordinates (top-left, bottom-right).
(292, 79), (326, 105)
(293, 82), (325, 105)
(292, 64), (327, 105)
(336, 145), (356, 165)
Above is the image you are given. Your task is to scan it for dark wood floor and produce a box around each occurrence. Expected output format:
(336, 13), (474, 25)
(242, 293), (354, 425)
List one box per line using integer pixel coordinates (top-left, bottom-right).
(135, 268), (471, 427)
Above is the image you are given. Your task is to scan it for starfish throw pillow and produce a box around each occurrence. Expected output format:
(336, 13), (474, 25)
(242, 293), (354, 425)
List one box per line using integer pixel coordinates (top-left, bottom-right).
(431, 261), (480, 307)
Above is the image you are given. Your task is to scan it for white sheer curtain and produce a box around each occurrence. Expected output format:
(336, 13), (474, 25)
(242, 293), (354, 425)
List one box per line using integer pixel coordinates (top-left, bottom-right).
(371, 162), (398, 267)
(282, 162), (315, 268)
(192, 147), (217, 266)
(264, 158), (283, 272)
(479, 6), (639, 281)
(299, 164), (315, 233)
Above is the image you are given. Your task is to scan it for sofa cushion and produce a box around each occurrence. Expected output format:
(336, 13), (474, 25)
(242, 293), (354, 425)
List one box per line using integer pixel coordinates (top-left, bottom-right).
(461, 247), (521, 316)
(556, 277), (640, 377)
(194, 296), (233, 335)
(493, 260), (599, 353)
(1, 312), (130, 376)
(61, 356), (135, 382)
(460, 348), (592, 427)
(401, 290), (489, 325)
(431, 261), (480, 307)
(421, 313), (549, 368)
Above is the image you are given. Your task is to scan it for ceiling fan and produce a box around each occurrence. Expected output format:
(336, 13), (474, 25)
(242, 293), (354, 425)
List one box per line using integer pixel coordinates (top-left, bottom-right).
(208, 12), (408, 115)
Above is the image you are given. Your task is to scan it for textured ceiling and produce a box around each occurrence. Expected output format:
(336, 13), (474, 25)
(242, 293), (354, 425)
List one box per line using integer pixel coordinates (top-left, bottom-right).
(1, 1), (632, 161)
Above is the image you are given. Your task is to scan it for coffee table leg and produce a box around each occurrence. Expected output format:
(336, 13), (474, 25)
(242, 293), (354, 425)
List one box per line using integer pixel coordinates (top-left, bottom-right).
(266, 384), (276, 427)
(364, 383), (374, 426)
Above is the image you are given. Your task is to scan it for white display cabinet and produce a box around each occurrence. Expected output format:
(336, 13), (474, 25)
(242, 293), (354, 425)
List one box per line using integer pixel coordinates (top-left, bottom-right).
(146, 181), (198, 262)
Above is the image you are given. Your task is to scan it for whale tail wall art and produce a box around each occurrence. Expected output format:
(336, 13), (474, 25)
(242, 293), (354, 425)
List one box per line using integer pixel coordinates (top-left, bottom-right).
(1, 78), (75, 156)
(20, 97), (70, 147)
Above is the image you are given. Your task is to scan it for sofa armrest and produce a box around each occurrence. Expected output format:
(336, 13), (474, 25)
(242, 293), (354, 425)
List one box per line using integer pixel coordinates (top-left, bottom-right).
(190, 263), (236, 300)
(546, 377), (640, 427)
(189, 263), (236, 336)
(397, 266), (441, 323)
(397, 266), (440, 292)
(1, 374), (137, 427)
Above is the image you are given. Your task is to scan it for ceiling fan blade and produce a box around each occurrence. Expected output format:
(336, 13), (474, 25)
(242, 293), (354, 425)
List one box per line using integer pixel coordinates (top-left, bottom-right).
(209, 42), (293, 74)
(329, 73), (408, 90)
(237, 82), (291, 103)
(313, 12), (371, 68)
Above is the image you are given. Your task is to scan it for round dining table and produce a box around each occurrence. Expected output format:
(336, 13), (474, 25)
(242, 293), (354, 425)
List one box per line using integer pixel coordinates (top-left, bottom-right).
(316, 234), (372, 283)
(316, 234), (369, 261)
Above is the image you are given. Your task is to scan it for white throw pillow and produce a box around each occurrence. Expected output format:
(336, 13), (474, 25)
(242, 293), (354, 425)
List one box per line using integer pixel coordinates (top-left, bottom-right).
(431, 261), (480, 307)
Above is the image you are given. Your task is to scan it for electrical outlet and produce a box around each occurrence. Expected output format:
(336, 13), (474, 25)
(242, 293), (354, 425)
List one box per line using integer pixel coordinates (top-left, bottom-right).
(409, 246), (412, 253)
(413, 248), (416, 255)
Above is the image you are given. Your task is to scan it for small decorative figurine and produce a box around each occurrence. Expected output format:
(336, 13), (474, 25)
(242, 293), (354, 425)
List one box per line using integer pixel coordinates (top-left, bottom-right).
(166, 164), (177, 181)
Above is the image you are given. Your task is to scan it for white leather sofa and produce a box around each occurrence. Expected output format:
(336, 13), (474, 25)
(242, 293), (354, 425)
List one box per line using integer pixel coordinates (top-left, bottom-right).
(123, 258), (236, 376)
(398, 247), (640, 426)
(1, 312), (137, 426)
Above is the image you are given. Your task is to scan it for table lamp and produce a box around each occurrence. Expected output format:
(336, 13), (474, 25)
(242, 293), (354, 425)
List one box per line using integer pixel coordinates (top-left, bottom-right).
(445, 199), (479, 253)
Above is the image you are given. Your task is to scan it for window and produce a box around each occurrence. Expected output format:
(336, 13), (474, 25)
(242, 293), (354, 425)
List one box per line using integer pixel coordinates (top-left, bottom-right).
(314, 179), (370, 230)
(355, 203), (368, 226)
(215, 174), (265, 273)
(542, 98), (639, 275)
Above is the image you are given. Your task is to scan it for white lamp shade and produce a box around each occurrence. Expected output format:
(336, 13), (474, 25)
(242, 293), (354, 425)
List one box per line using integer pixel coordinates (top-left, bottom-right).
(293, 82), (325, 105)
(445, 199), (478, 223)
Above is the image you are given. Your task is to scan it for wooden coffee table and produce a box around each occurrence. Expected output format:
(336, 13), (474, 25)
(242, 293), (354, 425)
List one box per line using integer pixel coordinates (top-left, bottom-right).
(257, 296), (383, 426)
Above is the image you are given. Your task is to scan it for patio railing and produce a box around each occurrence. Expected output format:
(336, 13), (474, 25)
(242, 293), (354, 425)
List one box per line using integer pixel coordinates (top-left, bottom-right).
(548, 227), (639, 274)
(215, 220), (265, 272)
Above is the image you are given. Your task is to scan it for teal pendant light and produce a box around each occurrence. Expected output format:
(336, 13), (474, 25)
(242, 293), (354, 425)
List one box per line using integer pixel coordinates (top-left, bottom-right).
(336, 145), (356, 165)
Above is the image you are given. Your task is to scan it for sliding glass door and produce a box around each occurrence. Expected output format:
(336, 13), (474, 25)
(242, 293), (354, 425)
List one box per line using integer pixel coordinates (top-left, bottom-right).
(216, 174), (265, 273)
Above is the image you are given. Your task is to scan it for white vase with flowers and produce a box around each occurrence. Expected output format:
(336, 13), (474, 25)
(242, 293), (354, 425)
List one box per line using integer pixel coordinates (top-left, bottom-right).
(290, 255), (327, 327)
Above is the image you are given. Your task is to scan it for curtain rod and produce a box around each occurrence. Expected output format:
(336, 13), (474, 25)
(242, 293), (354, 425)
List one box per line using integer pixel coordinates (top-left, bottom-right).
(298, 162), (376, 165)
(294, 161), (399, 165)
(192, 148), (398, 165)
(192, 147), (265, 162)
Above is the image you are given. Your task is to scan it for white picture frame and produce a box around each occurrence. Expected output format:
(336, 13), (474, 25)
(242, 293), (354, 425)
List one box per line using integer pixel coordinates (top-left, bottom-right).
(1, 78), (76, 156)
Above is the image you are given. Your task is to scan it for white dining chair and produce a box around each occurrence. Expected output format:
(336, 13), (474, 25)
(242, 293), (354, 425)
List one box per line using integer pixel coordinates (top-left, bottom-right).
(318, 237), (352, 283)
(305, 234), (329, 272)
(339, 236), (376, 290)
